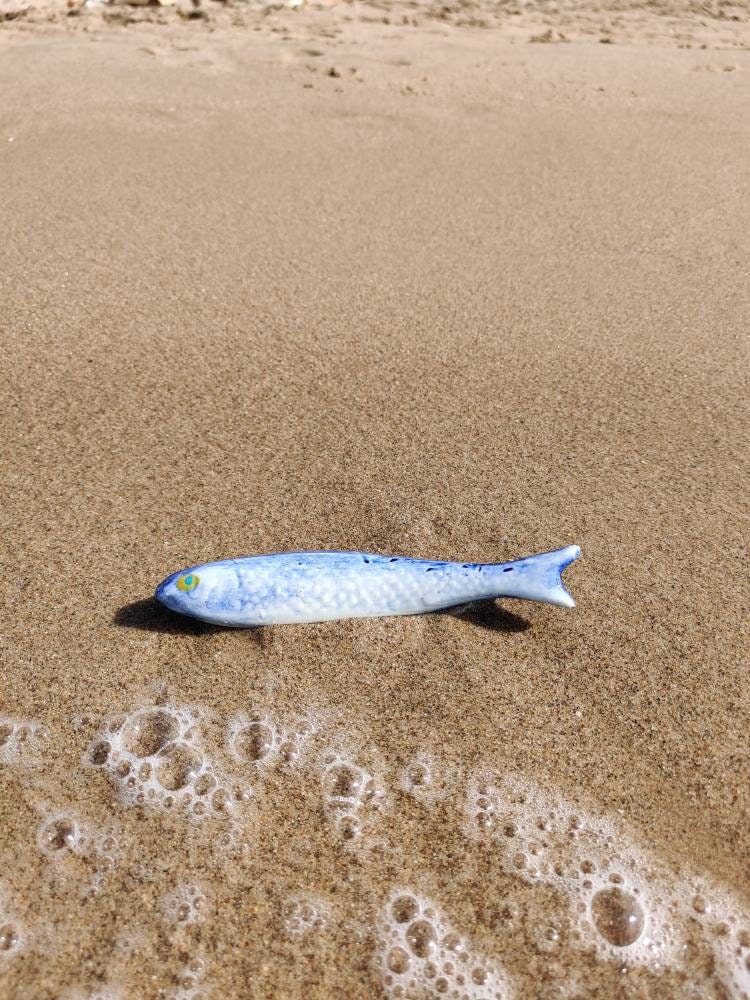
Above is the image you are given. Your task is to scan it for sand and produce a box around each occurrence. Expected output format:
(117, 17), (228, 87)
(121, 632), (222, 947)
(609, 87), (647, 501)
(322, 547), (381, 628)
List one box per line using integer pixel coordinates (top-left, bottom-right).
(0, 1), (749, 997)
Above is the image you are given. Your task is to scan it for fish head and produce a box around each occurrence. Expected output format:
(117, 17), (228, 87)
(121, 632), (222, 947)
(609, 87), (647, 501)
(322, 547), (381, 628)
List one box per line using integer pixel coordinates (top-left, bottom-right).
(154, 563), (221, 621)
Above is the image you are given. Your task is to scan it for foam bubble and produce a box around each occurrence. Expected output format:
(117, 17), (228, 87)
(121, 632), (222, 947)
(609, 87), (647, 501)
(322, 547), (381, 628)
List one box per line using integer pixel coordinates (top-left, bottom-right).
(0, 921), (21, 957)
(398, 753), (457, 805)
(157, 744), (203, 791)
(230, 716), (277, 765)
(403, 759), (431, 790)
(172, 954), (208, 1000)
(33, 806), (121, 900)
(386, 945), (409, 974)
(528, 918), (566, 956)
(322, 761), (369, 803)
(460, 768), (750, 994)
(38, 813), (82, 856)
(194, 773), (216, 796)
(461, 772), (682, 969)
(228, 712), (316, 777)
(88, 704), (233, 818)
(0, 717), (45, 767)
(405, 918), (437, 958)
(37, 810), (102, 865)
(319, 752), (386, 844)
(282, 893), (330, 937)
(121, 709), (179, 758)
(0, 886), (24, 963)
(392, 895), (420, 924)
(674, 876), (750, 996)
(378, 889), (508, 999)
(336, 813), (362, 840)
(89, 740), (111, 766)
(590, 886), (645, 947)
(161, 883), (210, 926)
(234, 721), (275, 763)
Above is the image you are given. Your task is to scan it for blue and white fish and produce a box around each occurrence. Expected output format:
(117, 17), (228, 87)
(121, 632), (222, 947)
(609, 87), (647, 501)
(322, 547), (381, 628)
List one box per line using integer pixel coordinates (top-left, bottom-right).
(155, 545), (581, 627)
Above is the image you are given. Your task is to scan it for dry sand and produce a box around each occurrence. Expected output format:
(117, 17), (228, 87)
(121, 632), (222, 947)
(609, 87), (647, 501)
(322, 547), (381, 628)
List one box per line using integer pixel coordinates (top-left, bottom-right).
(1, 2), (749, 997)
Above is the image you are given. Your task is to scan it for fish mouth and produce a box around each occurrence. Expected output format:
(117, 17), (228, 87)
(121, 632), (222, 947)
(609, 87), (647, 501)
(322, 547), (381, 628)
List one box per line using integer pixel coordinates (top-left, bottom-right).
(154, 571), (181, 609)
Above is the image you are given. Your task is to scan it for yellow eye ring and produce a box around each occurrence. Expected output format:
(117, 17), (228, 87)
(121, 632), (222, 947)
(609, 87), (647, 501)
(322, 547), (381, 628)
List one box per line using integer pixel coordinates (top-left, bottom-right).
(176, 573), (200, 592)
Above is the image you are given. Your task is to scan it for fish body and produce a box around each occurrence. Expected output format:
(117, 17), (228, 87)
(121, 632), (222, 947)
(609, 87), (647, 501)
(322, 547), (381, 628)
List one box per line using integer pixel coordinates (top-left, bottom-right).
(155, 545), (580, 627)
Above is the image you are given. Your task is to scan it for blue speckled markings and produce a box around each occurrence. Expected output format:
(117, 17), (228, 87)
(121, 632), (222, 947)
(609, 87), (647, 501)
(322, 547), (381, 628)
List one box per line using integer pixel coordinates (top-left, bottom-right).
(155, 545), (581, 627)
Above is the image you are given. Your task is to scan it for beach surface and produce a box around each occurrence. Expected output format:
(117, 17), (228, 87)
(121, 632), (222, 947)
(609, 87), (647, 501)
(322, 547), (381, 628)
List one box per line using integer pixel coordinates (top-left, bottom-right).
(1, 3), (749, 997)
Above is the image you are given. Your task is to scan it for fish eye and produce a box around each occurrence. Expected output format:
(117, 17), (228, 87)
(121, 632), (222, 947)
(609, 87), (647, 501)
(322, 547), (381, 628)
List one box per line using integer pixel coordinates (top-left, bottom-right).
(176, 573), (200, 592)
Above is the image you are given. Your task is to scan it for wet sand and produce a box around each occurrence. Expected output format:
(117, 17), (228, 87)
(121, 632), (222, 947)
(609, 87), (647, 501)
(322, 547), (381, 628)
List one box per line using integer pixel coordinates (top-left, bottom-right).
(1, 4), (749, 998)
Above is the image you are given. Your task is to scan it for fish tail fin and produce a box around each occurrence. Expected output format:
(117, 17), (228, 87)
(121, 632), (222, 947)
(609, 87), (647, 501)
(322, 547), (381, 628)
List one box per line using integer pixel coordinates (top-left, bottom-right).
(498, 544), (581, 608)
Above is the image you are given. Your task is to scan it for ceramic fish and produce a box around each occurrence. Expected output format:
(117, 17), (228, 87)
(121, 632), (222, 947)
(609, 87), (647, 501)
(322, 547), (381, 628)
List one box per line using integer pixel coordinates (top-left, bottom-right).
(155, 545), (580, 627)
